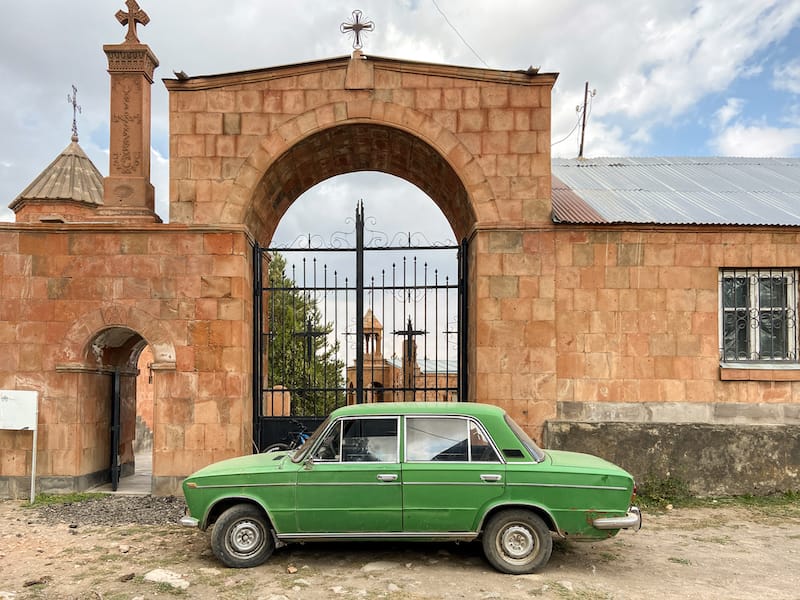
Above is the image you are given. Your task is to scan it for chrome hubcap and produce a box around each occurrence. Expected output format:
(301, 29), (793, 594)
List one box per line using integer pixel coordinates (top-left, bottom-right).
(501, 525), (535, 559)
(229, 520), (262, 555)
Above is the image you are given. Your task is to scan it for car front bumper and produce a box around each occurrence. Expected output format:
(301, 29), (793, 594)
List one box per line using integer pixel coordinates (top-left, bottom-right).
(592, 506), (642, 531)
(179, 515), (199, 528)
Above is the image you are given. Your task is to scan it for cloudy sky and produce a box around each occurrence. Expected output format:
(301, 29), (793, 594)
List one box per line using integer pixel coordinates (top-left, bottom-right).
(1, 0), (799, 231)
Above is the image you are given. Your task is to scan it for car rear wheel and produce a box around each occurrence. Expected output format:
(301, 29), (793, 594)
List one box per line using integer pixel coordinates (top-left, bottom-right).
(482, 509), (553, 574)
(211, 504), (274, 568)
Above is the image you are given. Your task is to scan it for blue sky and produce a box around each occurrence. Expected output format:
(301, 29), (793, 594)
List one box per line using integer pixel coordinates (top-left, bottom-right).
(1, 0), (799, 226)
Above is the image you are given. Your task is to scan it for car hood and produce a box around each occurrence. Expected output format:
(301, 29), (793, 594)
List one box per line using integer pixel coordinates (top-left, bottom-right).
(187, 451), (291, 480)
(545, 449), (631, 476)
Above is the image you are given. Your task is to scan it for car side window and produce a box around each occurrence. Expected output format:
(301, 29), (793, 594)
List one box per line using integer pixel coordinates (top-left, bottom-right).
(314, 418), (398, 463)
(313, 422), (342, 461)
(406, 417), (501, 462)
(406, 417), (469, 461)
(469, 420), (500, 462)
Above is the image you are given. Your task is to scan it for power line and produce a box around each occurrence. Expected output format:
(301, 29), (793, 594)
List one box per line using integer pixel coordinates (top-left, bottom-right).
(431, 0), (491, 69)
(551, 113), (583, 148)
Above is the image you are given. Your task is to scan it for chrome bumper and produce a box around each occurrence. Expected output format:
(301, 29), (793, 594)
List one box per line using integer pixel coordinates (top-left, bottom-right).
(593, 506), (642, 531)
(179, 516), (199, 528)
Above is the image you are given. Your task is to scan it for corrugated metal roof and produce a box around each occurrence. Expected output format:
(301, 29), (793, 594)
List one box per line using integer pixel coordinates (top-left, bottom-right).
(552, 157), (800, 226)
(9, 139), (104, 211)
(387, 357), (458, 374)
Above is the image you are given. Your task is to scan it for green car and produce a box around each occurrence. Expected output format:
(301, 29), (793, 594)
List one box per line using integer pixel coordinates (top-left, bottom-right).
(180, 402), (641, 574)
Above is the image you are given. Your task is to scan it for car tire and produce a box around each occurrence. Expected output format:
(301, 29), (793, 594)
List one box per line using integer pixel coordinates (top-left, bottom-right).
(211, 504), (274, 568)
(482, 509), (553, 574)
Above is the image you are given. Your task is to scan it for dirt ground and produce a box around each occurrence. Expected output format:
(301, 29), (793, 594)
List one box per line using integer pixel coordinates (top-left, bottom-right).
(1, 499), (799, 600)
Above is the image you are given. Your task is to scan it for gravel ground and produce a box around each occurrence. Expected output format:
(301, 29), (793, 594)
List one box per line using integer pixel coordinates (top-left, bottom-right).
(33, 495), (187, 527)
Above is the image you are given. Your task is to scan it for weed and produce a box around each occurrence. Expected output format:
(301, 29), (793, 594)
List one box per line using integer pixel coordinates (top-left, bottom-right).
(636, 476), (692, 509)
(25, 492), (107, 507)
(668, 557), (692, 566)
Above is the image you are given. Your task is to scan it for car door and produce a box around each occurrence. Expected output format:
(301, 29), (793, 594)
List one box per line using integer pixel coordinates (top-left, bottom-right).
(295, 416), (402, 533)
(402, 416), (505, 533)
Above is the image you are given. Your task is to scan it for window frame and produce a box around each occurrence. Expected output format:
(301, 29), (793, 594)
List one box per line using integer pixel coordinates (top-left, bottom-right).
(307, 415), (400, 464)
(403, 415), (502, 463)
(719, 268), (799, 365)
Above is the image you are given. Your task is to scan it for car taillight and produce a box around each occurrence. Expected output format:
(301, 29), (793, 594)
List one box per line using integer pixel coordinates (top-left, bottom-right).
(631, 483), (638, 503)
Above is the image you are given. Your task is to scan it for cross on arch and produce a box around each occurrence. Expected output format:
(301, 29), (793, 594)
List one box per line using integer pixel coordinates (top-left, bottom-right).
(116, 0), (150, 44)
(340, 10), (375, 50)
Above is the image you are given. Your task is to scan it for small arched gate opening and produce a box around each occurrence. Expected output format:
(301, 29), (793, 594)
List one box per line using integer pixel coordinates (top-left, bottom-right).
(84, 327), (150, 491)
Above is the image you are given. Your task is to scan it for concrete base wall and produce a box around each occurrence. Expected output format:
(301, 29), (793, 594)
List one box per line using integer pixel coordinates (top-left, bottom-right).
(543, 421), (800, 497)
(0, 468), (108, 500)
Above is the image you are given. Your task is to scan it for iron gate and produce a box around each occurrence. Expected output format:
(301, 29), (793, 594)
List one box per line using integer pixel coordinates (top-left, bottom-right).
(252, 203), (467, 450)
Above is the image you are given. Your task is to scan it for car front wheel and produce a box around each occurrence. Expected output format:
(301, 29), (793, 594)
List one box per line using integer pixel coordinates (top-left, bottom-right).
(482, 509), (553, 574)
(211, 504), (274, 568)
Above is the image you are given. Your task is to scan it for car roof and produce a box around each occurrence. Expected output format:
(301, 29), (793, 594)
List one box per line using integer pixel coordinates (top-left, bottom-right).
(329, 402), (507, 419)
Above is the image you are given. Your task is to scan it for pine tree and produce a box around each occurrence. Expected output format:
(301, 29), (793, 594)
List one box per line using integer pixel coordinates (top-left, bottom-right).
(265, 253), (345, 415)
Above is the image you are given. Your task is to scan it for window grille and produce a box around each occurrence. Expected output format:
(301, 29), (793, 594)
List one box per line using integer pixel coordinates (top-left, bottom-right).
(719, 268), (798, 362)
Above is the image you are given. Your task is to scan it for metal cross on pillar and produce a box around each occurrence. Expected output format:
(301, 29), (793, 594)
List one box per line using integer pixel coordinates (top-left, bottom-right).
(293, 317), (327, 363)
(116, 0), (150, 44)
(393, 317), (427, 401)
(340, 10), (375, 50)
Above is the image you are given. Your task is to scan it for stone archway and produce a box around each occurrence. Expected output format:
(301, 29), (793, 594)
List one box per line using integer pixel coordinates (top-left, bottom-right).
(235, 109), (484, 246)
(166, 51), (557, 451)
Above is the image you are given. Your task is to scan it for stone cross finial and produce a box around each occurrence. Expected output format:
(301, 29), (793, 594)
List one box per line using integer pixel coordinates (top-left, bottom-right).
(116, 0), (150, 44)
(340, 10), (375, 50)
(67, 85), (81, 142)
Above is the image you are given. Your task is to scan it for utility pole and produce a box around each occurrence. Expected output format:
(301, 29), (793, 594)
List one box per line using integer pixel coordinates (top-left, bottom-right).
(578, 81), (589, 159)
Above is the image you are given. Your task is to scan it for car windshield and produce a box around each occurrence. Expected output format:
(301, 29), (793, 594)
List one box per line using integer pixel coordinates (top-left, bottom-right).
(291, 416), (331, 463)
(504, 415), (545, 462)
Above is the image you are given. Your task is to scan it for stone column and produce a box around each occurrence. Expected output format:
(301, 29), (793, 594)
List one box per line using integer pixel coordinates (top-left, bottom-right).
(101, 42), (160, 222)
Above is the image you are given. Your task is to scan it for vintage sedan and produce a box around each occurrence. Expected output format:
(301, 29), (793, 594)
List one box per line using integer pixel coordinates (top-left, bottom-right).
(180, 403), (641, 574)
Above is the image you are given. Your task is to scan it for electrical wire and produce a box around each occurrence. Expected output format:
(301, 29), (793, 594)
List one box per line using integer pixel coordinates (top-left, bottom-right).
(431, 0), (491, 69)
(551, 113), (583, 147)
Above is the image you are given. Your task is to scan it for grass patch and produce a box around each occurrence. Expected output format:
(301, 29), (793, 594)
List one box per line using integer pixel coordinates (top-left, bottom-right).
(668, 557), (692, 566)
(636, 477), (692, 509)
(637, 478), (800, 513)
(25, 492), (107, 507)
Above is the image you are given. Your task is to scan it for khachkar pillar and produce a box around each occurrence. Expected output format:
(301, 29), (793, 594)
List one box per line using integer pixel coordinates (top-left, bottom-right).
(101, 1), (161, 222)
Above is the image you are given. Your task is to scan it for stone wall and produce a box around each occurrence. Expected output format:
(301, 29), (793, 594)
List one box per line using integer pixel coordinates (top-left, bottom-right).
(544, 420), (800, 496)
(553, 228), (800, 411)
(0, 225), (252, 496)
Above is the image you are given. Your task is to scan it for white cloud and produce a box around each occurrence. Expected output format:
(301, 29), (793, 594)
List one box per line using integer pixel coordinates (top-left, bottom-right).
(773, 58), (800, 94)
(714, 98), (745, 130)
(711, 123), (800, 156)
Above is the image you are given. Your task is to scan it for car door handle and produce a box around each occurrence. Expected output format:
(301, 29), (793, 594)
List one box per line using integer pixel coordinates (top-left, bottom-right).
(377, 474), (398, 482)
(480, 474), (502, 482)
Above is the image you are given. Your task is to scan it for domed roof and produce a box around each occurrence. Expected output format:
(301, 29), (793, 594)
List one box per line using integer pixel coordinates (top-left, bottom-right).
(9, 137), (104, 212)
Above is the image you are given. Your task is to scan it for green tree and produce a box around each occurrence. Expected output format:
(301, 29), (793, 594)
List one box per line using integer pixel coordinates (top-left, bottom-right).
(265, 253), (345, 415)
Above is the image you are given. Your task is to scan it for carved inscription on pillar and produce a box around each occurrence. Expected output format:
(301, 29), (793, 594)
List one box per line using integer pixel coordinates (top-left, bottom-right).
(110, 78), (143, 176)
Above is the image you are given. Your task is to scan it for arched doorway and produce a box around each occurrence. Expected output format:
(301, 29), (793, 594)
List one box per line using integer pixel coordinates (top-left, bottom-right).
(82, 327), (152, 493)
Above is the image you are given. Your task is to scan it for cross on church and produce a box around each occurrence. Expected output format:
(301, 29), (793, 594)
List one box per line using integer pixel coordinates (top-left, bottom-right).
(340, 10), (375, 50)
(66, 85), (81, 142)
(116, 0), (150, 44)
(393, 317), (427, 356)
(293, 317), (328, 363)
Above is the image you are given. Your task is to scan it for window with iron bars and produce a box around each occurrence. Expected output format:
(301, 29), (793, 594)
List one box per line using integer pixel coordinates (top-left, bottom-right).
(719, 268), (798, 363)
